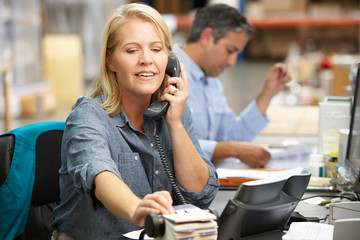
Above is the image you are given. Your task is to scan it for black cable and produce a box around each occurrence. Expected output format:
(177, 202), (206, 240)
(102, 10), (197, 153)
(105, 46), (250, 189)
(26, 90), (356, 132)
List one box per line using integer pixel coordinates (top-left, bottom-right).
(138, 229), (146, 240)
(300, 194), (356, 202)
(297, 194), (354, 225)
(154, 134), (186, 205)
(318, 214), (329, 223)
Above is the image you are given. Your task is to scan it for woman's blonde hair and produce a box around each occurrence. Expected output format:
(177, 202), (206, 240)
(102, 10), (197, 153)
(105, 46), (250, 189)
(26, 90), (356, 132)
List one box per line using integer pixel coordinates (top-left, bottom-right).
(89, 3), (173, 117)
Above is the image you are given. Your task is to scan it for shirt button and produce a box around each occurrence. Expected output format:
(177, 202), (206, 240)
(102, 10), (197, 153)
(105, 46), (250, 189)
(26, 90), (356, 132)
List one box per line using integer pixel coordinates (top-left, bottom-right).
(134, 156), (138, 160)
(150, 143), (154, 147)
(155, 170), (159, 175)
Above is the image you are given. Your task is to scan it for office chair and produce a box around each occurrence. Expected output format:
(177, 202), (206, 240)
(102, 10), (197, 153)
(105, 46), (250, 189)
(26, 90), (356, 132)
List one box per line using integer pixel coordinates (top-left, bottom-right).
(0, 121), (65, 240)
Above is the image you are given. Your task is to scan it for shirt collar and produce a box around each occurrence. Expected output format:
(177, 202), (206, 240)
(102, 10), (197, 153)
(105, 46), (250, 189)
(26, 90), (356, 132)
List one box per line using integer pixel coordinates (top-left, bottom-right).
(174, 44), (208, 84)
(94, 95), (128, 128)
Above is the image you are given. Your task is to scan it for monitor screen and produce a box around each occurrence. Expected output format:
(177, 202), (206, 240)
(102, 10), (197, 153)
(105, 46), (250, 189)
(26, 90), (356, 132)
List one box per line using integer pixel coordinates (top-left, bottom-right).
(345, 63), (360, 183)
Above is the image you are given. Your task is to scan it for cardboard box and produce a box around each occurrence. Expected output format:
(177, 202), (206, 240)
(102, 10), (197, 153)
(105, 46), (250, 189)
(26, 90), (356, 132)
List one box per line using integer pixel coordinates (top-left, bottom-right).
(13, 82), (56, 117)
(42, 34), (83, 105)
(262, 0), (309, 13)
(247, 28), (300, 59)
(308, 3), (343, 17)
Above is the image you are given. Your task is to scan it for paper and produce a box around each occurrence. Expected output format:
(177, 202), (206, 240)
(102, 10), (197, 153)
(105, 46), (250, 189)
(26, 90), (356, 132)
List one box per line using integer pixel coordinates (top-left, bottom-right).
(282, 222), (334, 240)
(216, 167), (304, 180)
(164, 204), (217, 223)
(267, 144), (312, 169)
(303, 197), (329, 205)
(123, 229), (153, 240)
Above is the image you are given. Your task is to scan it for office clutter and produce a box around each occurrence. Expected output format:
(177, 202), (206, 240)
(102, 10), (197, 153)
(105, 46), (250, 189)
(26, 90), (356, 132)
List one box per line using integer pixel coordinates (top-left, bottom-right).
(283, 51), (360, 106)
(315, 94), (358, 190)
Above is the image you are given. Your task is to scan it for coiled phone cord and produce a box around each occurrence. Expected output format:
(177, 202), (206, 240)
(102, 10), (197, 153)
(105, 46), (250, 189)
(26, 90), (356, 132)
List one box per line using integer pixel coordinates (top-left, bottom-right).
(154, 133), (186, 205)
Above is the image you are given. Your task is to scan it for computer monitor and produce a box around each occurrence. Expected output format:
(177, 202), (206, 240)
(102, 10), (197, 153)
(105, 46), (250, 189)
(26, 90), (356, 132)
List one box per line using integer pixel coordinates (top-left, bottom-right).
(344, 63), (360, 193)
(218, 173), (310, 239)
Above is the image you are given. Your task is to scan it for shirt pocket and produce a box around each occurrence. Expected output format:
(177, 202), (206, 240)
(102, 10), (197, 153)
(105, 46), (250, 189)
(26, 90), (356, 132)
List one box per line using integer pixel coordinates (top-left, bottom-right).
(118, 153), (151, 195)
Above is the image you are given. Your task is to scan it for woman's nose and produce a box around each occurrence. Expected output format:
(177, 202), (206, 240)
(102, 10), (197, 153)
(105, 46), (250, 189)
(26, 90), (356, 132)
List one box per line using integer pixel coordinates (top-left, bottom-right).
(139, 51), (153, 65)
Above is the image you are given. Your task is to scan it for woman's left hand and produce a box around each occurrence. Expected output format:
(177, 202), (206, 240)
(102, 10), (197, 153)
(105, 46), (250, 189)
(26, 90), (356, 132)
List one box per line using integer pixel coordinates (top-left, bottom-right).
(160, 63), (189, 124)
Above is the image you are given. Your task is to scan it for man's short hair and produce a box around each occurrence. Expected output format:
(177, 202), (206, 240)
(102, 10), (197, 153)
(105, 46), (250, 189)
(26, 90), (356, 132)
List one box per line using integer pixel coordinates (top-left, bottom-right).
(187, 3), (256, 44)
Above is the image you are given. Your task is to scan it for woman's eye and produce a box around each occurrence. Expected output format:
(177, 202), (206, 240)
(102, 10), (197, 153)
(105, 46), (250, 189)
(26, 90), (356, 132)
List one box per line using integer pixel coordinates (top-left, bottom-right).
(127, 49), (137, 54)
(152, 48), (161, 52)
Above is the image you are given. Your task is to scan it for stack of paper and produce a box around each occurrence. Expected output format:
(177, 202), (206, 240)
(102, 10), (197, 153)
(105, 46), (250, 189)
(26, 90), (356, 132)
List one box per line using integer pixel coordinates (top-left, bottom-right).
(156, 204), (218, 240)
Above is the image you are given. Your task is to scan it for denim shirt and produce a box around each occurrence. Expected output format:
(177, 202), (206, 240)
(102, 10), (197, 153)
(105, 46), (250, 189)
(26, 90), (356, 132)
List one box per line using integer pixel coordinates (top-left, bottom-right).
(174, 44), (269, 160)
(52, 96), (219, 240)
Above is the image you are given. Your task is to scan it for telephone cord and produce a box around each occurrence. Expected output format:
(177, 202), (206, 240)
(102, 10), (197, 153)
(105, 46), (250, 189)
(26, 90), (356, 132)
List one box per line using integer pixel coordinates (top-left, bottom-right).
(154, 134), (186, 205)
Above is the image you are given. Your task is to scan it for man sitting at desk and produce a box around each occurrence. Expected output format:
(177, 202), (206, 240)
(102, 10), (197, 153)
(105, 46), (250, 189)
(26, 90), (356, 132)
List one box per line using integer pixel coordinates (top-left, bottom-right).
(174, 4), (291, 168)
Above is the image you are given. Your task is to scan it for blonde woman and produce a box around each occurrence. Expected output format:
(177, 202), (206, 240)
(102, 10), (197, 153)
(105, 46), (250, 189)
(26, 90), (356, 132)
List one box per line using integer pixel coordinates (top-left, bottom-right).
(51, 3), (219, 240)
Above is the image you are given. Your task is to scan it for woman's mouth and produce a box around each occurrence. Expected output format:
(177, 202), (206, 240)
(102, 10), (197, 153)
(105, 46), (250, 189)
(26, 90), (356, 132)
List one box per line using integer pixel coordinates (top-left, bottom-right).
(136, 73), (155, 77)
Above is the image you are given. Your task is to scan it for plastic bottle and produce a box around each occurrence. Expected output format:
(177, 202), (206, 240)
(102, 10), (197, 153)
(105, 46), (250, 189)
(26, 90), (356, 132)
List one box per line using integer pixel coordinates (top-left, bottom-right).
(309, 154), (325, 177)
(336, 165), (355, 182)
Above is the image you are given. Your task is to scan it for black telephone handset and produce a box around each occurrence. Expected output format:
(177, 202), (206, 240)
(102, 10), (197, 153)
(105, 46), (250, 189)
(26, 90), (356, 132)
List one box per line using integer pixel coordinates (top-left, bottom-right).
(143, 56), (180, 119)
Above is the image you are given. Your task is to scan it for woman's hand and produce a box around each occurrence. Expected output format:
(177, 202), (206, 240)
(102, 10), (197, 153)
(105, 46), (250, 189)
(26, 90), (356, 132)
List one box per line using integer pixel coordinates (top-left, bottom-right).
(160, 63), (189, 125)
(132, 191), (175, 227)
(94, 172), (174, 227)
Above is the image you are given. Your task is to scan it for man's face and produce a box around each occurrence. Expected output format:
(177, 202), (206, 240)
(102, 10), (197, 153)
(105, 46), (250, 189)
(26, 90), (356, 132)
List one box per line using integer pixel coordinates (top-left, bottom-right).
(202, 30), (249, 77)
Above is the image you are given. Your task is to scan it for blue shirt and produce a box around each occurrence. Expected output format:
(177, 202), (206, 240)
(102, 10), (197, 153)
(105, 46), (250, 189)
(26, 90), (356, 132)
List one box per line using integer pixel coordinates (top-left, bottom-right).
(52, 96), (219, 240)
(174, 44), (269, 160)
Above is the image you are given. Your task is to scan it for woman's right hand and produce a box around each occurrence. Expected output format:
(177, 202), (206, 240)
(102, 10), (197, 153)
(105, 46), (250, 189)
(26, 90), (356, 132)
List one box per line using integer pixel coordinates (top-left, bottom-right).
(94, 172), (174, 227)
(132, 191), (175, 227)
(161, 63), (189, 126)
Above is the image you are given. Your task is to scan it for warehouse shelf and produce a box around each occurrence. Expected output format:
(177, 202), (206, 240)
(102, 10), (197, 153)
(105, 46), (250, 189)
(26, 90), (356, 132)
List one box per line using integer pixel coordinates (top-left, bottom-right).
(175, 14), (360, 29)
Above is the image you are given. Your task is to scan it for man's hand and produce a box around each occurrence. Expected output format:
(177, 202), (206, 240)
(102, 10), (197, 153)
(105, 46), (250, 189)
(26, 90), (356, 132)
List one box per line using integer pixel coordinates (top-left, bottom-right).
(213, 141), (271, 168)
(256, 63), (291, 115)
(233, 142), (271, 168)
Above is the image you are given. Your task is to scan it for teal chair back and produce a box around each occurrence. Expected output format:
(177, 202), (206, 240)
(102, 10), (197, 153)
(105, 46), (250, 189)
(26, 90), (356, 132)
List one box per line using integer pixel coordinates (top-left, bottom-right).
(0, 121), (65, 240)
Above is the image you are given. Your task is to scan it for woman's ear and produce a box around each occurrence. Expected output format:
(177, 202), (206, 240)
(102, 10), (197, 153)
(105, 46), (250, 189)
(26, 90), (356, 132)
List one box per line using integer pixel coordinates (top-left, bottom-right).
(106, 50), (115, 72)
